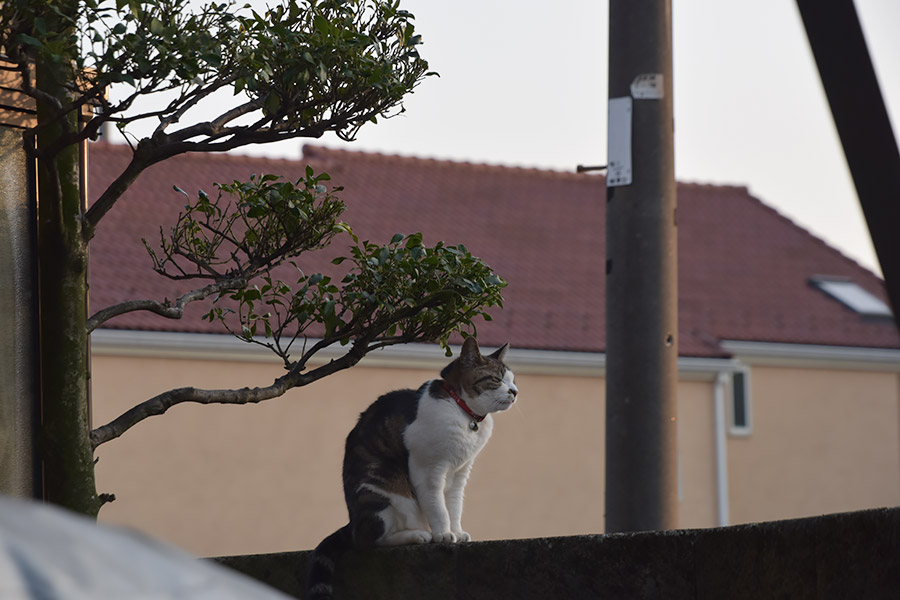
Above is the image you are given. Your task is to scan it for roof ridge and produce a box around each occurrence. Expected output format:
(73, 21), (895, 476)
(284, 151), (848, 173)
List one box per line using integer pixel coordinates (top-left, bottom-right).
(301, 144), (603, 181)
(89, 140), (304, 169)
(674, 179), (750, 194)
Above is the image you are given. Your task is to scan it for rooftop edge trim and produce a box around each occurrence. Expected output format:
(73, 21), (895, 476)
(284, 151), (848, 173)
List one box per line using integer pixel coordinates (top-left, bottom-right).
(90, 329), (900, 377)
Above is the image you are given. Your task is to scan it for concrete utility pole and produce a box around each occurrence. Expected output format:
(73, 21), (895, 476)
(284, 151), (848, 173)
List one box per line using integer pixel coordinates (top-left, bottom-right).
(605, 0), (678, 533)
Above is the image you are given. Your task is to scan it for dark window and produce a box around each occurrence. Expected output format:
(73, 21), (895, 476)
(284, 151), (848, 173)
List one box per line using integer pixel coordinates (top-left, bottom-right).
(731, 371), (749, 432)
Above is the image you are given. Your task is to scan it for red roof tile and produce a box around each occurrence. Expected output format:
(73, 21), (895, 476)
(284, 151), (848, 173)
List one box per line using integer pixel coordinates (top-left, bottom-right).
(87, 141), (899, 357)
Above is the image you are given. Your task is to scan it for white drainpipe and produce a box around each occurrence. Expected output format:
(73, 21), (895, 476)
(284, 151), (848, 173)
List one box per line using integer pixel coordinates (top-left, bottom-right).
(713, 372), (731, 526)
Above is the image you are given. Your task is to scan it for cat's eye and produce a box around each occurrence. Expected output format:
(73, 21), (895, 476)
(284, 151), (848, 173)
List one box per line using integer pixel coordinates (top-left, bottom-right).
(475, 375), (502, 387)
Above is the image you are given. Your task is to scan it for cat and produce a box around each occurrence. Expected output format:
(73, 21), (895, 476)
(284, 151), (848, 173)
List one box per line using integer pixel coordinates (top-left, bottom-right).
(305, 337), (517, 600)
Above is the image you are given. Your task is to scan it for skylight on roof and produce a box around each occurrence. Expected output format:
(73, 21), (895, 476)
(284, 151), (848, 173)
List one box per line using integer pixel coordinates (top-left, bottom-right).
(810, 277), (893, 318)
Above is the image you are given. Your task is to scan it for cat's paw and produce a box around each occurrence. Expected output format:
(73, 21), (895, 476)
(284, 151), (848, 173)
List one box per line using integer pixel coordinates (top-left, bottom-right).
(431, 530), (457, 544)
(453, 530), (471, 543)
(382, 529), (432, 545)
(406, 529), (433, 544)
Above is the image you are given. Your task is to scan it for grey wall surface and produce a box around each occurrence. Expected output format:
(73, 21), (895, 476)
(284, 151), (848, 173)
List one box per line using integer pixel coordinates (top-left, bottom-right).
(217, 507), (900, 599)
(0, 127), (38, 497)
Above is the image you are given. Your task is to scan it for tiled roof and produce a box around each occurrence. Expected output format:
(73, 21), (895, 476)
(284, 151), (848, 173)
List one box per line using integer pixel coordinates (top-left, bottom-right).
(88, 142), (899, 357)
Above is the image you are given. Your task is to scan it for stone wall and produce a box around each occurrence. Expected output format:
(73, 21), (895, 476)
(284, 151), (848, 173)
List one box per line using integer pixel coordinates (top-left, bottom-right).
(217, 507), (900, 599)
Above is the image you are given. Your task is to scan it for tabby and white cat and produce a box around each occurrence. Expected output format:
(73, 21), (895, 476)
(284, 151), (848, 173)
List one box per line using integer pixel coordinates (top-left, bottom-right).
(306, 337), (517, 600)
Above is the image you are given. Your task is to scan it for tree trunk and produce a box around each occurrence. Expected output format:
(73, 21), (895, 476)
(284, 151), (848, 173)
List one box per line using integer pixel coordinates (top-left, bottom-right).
(34, 2), (100, 517)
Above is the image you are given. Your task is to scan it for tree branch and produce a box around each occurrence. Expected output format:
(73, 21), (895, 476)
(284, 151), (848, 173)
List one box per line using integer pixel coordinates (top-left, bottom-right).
(86, 277), (246, 333)
(153, 73), (240, 137)
(90, 338), (370, 449)
(82, 113), (322, 240)
(166, 98), (263, 143)
(82, 151), (165, 241)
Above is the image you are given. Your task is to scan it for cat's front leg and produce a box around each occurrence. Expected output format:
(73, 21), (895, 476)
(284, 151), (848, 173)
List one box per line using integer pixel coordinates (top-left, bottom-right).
(445, 462), (474, 542)
(409, 458), (456, 543)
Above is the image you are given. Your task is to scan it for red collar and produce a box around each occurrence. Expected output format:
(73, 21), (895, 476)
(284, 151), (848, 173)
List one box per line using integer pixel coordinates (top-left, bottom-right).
(443, 382), (485, 423)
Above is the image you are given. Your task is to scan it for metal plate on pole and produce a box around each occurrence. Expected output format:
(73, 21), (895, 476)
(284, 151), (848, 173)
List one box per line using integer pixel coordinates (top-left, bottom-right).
(607, 97), (633, 187)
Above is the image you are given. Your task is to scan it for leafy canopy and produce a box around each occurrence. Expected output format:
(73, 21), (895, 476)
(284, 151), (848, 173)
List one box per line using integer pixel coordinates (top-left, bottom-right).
(151, 172), (507, 365)
(1, 0), (432, 148)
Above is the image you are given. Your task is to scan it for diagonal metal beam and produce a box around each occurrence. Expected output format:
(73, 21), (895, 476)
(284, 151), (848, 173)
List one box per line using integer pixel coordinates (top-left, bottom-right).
(795, 0), (900, 322)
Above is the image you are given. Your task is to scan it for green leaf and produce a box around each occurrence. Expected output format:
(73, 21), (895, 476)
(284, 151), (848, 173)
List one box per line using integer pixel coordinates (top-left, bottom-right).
(263, 92), (281, 116)
(16, 33), (44, 48)
(405, 232), (423, 248)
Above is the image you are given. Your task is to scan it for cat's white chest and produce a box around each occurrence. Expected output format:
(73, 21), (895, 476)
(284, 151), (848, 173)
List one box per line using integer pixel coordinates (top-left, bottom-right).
(404, 387), (493, 467)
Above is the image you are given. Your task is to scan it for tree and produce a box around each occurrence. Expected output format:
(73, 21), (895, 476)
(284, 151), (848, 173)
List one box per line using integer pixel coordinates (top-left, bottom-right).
(0, 0), (506, 517)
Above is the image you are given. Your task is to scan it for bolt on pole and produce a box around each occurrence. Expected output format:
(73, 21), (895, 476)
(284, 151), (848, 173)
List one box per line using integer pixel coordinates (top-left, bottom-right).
(605, 0), (679, 533)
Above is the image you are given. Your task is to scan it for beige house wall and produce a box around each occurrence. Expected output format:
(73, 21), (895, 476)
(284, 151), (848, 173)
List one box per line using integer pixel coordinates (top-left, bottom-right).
(727, 365), (900, 524)
(677, 380), (719, 529)
(91, 343), (900, 558)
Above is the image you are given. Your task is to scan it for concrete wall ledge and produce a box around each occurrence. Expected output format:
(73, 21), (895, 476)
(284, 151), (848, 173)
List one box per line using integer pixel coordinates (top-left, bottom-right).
(216, 507), (900, 599)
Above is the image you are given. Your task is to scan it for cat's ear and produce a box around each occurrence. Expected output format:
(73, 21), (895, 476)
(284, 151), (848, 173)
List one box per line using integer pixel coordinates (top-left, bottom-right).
(488, 342), (510, 362)
(460, 337), (482, 366)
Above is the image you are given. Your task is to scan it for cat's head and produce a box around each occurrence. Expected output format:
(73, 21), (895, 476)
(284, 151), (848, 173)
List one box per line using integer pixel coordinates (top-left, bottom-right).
(441, 337), (517, 416)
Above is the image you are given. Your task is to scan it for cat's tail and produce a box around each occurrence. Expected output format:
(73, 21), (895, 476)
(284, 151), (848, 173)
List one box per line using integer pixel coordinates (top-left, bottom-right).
(305, 524), (353, 600)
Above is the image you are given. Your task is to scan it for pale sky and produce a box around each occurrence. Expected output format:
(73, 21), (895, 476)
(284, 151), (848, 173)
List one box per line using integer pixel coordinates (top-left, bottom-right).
(113, 1), (900, 276)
